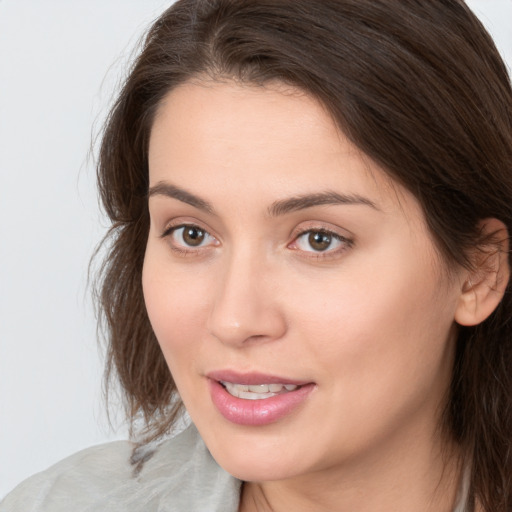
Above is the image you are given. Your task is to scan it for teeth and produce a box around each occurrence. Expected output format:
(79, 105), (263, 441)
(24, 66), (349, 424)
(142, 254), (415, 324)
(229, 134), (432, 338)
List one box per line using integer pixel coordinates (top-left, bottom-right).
(248, 384), (270, 393)
(238, 391), (276, 400)
(221, 381), (299, 400)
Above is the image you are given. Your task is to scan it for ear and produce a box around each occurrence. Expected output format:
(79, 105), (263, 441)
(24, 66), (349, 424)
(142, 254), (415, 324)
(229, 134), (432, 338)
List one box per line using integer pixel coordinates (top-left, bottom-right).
(455, 218), (510, 327)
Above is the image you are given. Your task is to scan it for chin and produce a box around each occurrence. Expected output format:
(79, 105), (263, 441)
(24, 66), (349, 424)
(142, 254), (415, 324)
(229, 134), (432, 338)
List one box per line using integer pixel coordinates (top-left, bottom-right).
(197, 422), (313, 482)
(215, 451), (304, 483)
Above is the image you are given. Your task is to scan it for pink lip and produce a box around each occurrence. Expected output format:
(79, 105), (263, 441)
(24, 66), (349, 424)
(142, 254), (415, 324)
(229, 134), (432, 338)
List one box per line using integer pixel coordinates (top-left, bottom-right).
(207, 370), (309, 386)
(207, 371), (315, 426)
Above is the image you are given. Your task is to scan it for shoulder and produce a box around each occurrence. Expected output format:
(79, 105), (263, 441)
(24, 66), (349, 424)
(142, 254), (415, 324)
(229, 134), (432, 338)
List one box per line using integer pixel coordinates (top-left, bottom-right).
(0, 440), (134, 512)
(0, 425), (241, 512)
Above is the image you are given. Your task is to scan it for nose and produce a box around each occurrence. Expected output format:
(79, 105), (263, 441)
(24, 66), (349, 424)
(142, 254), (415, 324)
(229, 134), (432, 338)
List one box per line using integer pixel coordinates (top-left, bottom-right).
(206, 251), (287, 347)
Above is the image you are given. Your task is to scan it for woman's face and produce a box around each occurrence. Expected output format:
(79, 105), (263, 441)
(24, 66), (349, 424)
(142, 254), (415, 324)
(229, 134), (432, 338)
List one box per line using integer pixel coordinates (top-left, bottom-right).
(143, 81), (463, 482)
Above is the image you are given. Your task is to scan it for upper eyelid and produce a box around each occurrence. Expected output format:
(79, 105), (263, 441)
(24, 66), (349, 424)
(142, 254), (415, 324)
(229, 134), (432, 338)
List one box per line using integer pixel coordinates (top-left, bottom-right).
(295, 227), (345, 238)
(161, 219), (215, 237)
(290, 222), (353, 241)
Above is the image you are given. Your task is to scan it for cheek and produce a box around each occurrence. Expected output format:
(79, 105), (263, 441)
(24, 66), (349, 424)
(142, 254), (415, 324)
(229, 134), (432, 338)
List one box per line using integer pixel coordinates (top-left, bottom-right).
(278, 263), (457, 459)
(142, 248), (209, 363)
(286, 248), (457, 400)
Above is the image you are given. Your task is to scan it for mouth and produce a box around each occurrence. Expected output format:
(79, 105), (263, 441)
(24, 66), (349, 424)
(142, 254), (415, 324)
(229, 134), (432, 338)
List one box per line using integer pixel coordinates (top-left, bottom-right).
(206, 371), (315, 426)
(219, 381), (301, 400)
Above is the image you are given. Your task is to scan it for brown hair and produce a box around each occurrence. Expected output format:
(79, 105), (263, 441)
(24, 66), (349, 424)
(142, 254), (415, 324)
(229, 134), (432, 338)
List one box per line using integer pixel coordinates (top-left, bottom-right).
(95, 1), (512, 509)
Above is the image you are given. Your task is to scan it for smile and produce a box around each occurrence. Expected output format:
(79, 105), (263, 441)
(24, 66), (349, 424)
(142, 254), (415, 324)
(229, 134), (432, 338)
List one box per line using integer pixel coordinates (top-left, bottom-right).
(220, 382), (300, 400)
(207, 373), (315, 426)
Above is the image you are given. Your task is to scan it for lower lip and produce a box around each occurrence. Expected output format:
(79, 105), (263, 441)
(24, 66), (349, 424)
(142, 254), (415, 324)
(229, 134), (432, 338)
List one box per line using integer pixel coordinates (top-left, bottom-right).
(208, 379), (315, 426)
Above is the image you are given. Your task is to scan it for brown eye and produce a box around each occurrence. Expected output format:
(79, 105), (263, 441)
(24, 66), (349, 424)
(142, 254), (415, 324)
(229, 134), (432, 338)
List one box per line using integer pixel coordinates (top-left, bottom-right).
(308, 231), (333, 251)
(168, 225), (215, 249)
(182, 226), (206, 246)
(293, 229), (348, 255)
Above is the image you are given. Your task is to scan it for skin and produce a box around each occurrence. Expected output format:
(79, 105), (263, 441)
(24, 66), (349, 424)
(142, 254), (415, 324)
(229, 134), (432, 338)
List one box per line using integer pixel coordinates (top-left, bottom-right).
(143, 80), (468, 512)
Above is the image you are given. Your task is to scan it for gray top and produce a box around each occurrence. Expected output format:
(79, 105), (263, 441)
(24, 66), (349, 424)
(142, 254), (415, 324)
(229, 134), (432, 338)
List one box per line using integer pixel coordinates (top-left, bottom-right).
(0, 425), (241, 512)
(1, 424), (469, 512)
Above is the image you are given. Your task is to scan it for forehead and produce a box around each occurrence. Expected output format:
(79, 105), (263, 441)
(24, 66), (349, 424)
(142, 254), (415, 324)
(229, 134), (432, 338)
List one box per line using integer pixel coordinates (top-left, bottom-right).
(150, 80), (343, 160)
(148, 80), (410, 214)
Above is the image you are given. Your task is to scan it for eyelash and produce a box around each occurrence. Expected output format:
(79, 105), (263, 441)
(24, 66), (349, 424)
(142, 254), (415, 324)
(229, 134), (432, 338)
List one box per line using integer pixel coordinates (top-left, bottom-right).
(161, 223), (353, 259)
(289, 228), (353, 260)
(161, 223), (217, 256)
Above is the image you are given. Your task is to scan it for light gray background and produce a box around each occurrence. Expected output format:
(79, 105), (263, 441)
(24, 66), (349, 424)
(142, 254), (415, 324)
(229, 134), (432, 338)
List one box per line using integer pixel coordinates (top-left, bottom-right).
(0, 0), (511, 499)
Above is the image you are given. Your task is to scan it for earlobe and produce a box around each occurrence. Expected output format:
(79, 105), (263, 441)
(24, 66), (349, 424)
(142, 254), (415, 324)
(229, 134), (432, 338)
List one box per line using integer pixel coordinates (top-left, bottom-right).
(455, 218), (510, 327)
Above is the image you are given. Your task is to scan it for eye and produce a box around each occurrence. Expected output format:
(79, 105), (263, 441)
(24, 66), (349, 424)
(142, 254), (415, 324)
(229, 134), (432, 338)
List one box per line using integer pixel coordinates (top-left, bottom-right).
(292, 229), (350, 254)
(164, 224), (217, 251)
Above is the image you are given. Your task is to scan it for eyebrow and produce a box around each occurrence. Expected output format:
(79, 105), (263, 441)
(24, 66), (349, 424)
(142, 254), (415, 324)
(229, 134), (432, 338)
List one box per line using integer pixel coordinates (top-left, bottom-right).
(148, 182), (378, 216)
(148, 182), (214, 214)
(268, 191), (379, 216)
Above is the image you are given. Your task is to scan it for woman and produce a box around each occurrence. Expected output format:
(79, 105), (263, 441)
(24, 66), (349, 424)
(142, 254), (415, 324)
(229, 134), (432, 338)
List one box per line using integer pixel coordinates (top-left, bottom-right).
(2, 0), (511, 511)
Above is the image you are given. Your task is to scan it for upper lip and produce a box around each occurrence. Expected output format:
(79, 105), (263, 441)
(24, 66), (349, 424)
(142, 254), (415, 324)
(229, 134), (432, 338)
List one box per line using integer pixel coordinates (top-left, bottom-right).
(206, 370), (312, 386)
